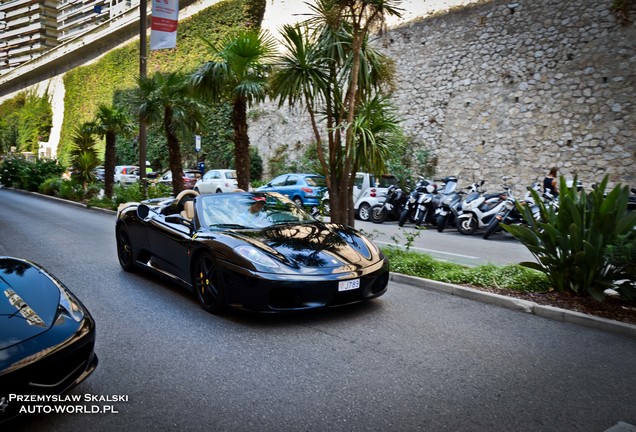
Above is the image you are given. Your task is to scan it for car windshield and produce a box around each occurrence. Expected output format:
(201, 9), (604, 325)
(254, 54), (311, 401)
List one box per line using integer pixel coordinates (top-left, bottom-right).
(305, 176), (327, 187)
(198, 192), (316, 230)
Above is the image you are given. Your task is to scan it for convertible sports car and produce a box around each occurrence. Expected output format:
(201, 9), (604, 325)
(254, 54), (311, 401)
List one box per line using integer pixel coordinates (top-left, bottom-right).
(0, 257), (98, 423)
(115, 191), (389, 313)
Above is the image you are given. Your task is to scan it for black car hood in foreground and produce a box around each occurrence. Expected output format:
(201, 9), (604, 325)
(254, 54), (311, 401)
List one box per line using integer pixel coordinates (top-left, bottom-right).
(0, 258), (59, 350)
(214, 222), (379, 272)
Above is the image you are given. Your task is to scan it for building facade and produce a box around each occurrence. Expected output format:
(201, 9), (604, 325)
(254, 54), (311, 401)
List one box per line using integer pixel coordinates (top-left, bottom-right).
(0, 0), (139, 75)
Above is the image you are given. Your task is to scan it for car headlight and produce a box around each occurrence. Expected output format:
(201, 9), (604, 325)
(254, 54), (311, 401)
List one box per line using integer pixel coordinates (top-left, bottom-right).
(234, 245), (280, 269)
(58, 288), (85, 322)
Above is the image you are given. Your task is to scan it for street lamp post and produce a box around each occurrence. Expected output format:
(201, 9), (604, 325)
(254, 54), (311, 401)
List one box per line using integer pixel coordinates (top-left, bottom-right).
(139, 0), (148, 198)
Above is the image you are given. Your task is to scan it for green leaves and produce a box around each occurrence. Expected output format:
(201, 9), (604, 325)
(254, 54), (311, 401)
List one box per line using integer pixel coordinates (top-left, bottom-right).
(503, 175), (636, 300)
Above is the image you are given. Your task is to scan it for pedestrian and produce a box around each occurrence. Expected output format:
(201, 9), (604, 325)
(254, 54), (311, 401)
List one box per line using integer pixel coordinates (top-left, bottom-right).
(543, 167), (559, 197)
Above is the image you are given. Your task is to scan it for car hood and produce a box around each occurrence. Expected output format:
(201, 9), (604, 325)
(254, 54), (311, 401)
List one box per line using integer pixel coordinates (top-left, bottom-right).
(0, 258), (59, 350)
(225, 222), (379, 272)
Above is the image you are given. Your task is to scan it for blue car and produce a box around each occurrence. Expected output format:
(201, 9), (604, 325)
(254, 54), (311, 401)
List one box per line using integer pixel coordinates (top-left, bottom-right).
(256, 173), (327, 208)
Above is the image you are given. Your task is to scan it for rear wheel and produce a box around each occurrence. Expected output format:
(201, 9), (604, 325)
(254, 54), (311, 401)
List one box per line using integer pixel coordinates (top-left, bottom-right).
(216, 188), (223, 194)
(457, 215), (478, 235)
(193, 253), (225, 314)
(358, 202), (371, 221)
(116, 225), (135, 272)
(371, 205), (387, 224)
(293, 197), (304, 207)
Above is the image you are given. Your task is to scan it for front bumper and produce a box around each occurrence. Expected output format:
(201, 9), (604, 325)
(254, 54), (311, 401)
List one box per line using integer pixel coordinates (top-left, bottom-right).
(221, 259), (390, 312)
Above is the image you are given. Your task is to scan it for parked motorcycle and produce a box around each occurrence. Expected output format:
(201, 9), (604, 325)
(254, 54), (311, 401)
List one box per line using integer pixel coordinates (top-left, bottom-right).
(371, 184), (408, 224)
(398, 176), (436, 227)
(455, 178), (511, 235)
(434, 176), (465, 232)
(482, 182), (542, 239)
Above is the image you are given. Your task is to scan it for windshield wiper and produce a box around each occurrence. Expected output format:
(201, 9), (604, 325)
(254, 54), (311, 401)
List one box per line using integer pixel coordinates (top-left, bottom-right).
(209, 223), (249, 229)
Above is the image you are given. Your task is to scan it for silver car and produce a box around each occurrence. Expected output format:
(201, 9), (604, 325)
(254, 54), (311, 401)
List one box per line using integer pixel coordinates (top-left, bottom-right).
(194, 169), (238, 194)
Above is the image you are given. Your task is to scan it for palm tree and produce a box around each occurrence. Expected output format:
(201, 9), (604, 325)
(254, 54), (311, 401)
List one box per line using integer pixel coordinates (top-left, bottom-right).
(70, 123), (101, 192)
(190, 29), (277, 191)
(269, 0), (402, 225)
(138, 71), (206, 195)
(91, 104), (135, 199)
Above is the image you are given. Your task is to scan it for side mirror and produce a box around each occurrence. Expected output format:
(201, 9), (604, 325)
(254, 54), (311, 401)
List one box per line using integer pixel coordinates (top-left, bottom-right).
(137, 204), (150, 219)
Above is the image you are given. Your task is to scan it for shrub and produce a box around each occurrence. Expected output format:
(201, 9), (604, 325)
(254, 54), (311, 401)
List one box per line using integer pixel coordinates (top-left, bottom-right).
(39, 177), (62, 196)
(605, 233), (636, 300)
(0, 156), (65, 190)
(503, 175), (636, 300)
(57, 179), (84, 201)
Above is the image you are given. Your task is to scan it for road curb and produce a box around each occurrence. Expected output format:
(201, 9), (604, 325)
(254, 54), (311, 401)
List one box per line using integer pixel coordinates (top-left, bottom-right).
(391, 273), (636, 339)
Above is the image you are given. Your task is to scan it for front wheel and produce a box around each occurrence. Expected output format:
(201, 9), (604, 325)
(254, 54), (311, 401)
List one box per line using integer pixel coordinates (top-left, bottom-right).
(456, 215), (478, 235)
(436, 213), (449, 232)
(357, 202), (371, 221)
(371, 205), (387, 224)
(483, 217), (501, 239)
(193, 253), (225, 314)
(398, 208), (410, 227)
(116, 225), (135, 272)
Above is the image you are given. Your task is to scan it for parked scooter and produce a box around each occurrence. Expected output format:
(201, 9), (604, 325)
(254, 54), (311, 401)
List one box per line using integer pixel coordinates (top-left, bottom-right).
(398, 176), (436, 227)
(455, 178), (511, 235)
(482, 182), (542, 239)
(371, 184), (408, 224)
(434, 176), (466, 232)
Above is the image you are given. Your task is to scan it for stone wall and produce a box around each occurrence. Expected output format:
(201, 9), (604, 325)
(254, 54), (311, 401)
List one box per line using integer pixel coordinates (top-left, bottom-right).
(249, 0), (636, 192)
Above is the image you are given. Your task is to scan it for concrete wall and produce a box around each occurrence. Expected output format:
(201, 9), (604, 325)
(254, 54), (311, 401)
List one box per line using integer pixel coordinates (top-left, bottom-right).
(250, 0), (636, 191)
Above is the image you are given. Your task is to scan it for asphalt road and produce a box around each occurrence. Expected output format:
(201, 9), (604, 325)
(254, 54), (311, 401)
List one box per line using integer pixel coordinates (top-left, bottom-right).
(1, 188), (635, 432)
(354, 219), (536, 266)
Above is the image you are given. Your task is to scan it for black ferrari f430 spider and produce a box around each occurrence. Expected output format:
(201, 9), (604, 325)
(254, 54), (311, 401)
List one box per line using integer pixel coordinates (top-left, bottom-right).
(116, 190), (389, 313)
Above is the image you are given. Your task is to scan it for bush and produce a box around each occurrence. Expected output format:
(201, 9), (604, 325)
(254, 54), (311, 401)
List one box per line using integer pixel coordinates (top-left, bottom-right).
(605, 233), (636, 299)
(39, 177), (62, 196)
(504, 175), (636, 300)
(0, 155), (65, 191)
(57, 179), (84, 201)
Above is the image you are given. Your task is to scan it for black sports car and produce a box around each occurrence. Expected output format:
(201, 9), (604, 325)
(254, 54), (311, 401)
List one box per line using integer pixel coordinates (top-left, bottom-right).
(116, 190), (389, 313)
(0, 257), (98, 423)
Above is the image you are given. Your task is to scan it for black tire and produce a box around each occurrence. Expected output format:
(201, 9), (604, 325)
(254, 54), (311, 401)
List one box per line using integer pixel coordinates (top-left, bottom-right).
(415, 207), (426, 226)
(116, 225), (135, 272)
(436, 213), (449, 232)
(483, 218), (500, 240)
(398, 208), (410, 227)
(293, 197), (303, 207)
(371, 205), (387, 224)
(357, 202), (371, 221)
(456, 215), (478, 235)
(193, 253), (225, 314)
(216, 188), (222, 194)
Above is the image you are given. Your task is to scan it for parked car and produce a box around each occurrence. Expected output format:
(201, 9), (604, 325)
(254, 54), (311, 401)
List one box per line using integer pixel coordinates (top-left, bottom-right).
(0, 257), (98, 423)
(114, 165), (139, 185)
(320, 173), (399, 221)
(158, 169), (202, 190)
(194, 169), (238, 194)
(115, 191), (389, 313)
(93, 166), (105, 182)
(255, 173), (327, 208)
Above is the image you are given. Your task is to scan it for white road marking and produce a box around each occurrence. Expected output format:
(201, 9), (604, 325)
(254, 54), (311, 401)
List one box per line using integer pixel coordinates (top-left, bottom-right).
(374, 240), (480, 259)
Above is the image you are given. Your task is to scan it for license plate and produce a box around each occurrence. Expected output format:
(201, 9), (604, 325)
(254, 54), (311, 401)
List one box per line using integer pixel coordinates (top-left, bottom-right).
(338, 279), (360, 292)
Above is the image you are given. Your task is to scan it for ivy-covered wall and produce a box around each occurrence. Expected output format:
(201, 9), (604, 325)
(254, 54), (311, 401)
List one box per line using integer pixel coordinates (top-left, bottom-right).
(59, 0), (266, 169)
(0, 90), (52, 156)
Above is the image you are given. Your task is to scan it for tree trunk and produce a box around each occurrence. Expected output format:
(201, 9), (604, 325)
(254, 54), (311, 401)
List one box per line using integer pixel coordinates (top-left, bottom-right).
(165, 108), (184, 195)
(104, 131), (116, 199)
(233, 97), (251, 191)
